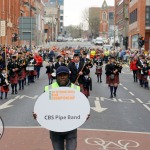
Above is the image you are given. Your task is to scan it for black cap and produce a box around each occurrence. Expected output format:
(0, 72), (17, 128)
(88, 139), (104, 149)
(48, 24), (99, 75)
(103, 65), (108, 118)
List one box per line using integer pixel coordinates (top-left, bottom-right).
(49, 59), (53, 63)
(57, 55), (62, 59)
(12, 55), (16, 59)
(73, 53), (79, 57)
(83, 52), (87, 55)
(56, 66), (69, 75)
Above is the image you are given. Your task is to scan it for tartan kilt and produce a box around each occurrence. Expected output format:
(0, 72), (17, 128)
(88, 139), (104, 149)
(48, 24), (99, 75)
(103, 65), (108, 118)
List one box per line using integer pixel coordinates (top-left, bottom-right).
(82, 88), (90, 97)
(95, 68), (102, 74)
(27, 70), (37, 76)
(137, 71), (142, 80)
(48, 73), (52, 79)
(0, 85), (9, 92)
(107, 74), (119, 84)
(10, 72), (18, 84)
(142, 75), (148, 81)
(22, 69), (26, 79)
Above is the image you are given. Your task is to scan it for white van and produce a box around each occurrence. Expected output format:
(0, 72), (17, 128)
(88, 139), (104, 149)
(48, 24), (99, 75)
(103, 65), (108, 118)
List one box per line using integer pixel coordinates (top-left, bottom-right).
(94, 37), (103, 46)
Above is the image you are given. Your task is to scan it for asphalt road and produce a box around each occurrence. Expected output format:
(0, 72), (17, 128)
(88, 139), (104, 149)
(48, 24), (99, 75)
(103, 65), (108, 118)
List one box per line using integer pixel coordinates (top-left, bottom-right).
(0, 42), (150, 149)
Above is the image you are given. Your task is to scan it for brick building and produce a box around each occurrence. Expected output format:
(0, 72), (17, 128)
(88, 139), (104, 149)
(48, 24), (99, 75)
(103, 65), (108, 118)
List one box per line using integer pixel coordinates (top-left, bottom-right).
(99, 0), (114, 38)
(128, 0), (150, 51)
(0, 0), (20, 47)
(114, 0), (129, 49)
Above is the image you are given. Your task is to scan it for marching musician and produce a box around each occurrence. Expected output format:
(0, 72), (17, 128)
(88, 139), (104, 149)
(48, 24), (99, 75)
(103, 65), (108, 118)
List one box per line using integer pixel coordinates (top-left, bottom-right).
(17, 52), (26, 90)
(0, 69), (9, 99)
(7, 55), (19, 94)
(55, 55), (66, 70)
(64, 52), (71, 66)
(68, 53), (85, 92)
(45, 60), (55, 85)
(94, 54), (103, 83)
(27, 54), (36, 84)
(142, 62), (149, 89)
(105, 57), (122, 98)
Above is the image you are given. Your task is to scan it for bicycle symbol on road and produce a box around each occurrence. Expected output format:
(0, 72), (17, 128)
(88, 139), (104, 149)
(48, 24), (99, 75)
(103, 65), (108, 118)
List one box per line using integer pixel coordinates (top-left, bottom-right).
(85, 138), (140, 150)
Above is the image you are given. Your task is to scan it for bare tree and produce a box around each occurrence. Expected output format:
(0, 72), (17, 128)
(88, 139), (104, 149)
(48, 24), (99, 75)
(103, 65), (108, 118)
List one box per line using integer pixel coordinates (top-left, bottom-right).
(82, 8), (100, 39)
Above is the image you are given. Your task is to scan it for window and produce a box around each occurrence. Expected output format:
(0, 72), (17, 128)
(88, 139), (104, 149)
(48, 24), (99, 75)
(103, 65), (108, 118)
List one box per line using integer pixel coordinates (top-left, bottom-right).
(60, 16), (63, 20)
(60, 10), (64, 14)
(103, 12), (107, 20)
(129, 9), (137, 24)
(146, 6), (150, 26)
(109, 12), (114, 20)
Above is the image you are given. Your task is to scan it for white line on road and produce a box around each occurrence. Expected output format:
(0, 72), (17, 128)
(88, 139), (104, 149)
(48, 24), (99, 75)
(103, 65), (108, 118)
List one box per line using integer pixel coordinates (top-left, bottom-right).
(123, 87), (128, 90)
(136, 98), (143, 104)
(143, 104), (150, 112)
(129, 92), (134, 96)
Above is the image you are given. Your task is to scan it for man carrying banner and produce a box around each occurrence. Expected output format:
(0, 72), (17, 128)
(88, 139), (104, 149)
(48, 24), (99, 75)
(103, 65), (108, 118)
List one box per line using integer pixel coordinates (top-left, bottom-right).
(33, 66), (80, 150)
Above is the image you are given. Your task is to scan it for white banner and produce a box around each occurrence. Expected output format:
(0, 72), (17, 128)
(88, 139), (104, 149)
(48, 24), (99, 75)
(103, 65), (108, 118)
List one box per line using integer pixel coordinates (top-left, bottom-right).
(0, 21), (6, 37)
(34, 87), (90, 132)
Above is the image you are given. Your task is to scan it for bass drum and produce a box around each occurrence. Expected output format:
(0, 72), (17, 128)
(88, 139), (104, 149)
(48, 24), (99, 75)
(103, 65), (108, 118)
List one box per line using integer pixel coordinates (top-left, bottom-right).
(51, 72), (56, 79)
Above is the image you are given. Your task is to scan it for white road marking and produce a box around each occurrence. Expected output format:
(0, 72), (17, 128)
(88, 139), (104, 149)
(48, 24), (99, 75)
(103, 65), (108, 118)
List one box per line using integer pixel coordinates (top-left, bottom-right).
(123, 87), (128, 90)
(143, 104), (150, 112)
(136, 98), (143, 104)
(4, 127), (150, 135)
(120, 83), (123, 86)
(129, 92), (134, 96)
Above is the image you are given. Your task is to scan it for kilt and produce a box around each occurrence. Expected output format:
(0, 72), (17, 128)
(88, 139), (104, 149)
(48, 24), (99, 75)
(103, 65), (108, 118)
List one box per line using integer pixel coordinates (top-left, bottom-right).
(95, 68), (102, 74)
(106, 75), (109, 84)
(137, 71), (142, 80)
(27, 70), (37, 76)
(82, 88), (90, 97)
(10, 72), (18, 84)
(18, 71), (24, 80)
(22, 69), (26, 79)
(107, 74), (119, 84)
(0, 85), (9, 92)
(48, 73), (52, 79)
(142, 75), (148, 82)
(79, 83), (84, 93)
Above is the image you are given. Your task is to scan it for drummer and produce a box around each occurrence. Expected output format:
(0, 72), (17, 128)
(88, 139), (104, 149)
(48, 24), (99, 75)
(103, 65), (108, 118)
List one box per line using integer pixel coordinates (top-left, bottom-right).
(45, 60), (55, 85)
(26, 54), (36, 85)
(94, 54), (103, 83)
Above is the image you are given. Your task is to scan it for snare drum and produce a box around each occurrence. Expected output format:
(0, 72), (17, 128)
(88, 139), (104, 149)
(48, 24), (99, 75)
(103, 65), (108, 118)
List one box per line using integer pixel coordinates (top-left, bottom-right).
(97, 66), (102, 69)
(26, 65), (34, 71)
(51, 72), (56, 77)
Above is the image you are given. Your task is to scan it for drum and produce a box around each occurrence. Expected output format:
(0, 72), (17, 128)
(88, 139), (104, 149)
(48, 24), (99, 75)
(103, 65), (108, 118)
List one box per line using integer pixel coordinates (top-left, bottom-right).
(51, 72), (56, 77)
(26, 65), (34, 71)
(97, 66), (102, 69)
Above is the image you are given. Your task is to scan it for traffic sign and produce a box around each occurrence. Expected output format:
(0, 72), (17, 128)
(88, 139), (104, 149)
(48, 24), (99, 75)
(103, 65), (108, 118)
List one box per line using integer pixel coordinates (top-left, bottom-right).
(34, 87), (90, 132)
(0, 21), (6, 37)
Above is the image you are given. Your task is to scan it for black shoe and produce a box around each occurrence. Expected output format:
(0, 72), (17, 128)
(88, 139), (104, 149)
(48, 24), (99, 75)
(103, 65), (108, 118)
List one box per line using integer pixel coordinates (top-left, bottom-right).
(110, 95), (113, 98)
(0, 97), (2, 99)
(100, 81), (102, 83)
(19, 87), (21, 90)
(15, 91), (18, 94)
(12, 91), (14, 95)
(114, 93), (116, 97)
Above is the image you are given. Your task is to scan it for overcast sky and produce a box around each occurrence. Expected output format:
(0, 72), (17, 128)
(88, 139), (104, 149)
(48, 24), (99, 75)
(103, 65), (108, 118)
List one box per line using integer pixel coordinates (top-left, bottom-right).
(64, 0), (114, 26)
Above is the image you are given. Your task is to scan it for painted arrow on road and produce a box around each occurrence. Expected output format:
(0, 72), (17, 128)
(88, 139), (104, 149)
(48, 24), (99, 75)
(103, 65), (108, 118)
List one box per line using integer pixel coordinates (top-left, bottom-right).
(0, 96), (20, 110)
(91, 97), (107, 113)
(19, 95), (38, 100)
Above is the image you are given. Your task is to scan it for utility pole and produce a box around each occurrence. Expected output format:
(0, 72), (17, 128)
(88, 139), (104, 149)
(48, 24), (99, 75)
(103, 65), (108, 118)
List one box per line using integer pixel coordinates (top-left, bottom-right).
(30, 0), (32, 51)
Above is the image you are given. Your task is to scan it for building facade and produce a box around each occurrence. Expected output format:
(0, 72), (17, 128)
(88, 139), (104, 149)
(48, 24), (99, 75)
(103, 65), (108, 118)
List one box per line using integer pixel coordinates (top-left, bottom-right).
(99, 0), (114, 38)
(115, 0), (129, 49)
(128, 0), (150, 50)
(0, 0), (20, 47)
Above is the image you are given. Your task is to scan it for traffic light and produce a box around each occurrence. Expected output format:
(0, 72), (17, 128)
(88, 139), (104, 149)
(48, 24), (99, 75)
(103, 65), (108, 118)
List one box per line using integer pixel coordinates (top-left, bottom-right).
(12, 33), (18, 42)
(138, 36), (145, 47)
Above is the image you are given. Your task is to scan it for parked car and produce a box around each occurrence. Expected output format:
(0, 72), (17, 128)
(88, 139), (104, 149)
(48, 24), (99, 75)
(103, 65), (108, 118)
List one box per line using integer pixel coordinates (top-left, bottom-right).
(94, 37), (103, 46)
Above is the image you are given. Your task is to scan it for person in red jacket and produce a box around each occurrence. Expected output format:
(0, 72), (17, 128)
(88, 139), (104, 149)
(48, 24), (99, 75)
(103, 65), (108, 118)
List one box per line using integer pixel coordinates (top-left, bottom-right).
(34, 52), (43, 79)
(130, 57), (138, 82)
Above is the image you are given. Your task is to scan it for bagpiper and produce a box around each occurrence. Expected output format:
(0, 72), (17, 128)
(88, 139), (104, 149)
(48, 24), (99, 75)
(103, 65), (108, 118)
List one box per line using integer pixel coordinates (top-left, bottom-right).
(7, 55), (19, 94)
(94, 54), (103, 83)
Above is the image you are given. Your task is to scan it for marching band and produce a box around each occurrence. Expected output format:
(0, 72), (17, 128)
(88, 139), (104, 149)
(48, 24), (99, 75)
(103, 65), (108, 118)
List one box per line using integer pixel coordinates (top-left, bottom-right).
(0, 46), (150, 100)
